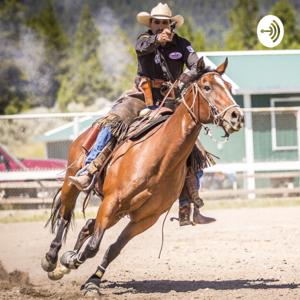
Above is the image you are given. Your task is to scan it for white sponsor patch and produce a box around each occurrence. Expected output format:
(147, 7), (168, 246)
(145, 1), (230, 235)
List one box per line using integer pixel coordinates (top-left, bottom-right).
(168, 52), (182, 59)
(154, 53), (160, 64)
(186, 45), (195, 53)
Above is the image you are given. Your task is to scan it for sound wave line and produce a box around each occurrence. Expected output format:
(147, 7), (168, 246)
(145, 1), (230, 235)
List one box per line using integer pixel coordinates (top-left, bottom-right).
(261, 20), (280, 42)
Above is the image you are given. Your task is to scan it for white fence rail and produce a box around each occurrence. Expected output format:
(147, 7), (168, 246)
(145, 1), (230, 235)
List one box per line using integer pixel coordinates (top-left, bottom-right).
(0, 108), (300, 205)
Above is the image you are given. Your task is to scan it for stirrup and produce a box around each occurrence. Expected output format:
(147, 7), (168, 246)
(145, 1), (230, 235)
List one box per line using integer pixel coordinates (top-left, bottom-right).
(74, 166), (96, 192)
(82, 174), (96, 192)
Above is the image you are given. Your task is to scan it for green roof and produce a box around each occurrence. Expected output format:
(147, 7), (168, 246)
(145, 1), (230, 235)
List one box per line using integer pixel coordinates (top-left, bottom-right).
(203, 50), (300, 95)
(37, 116), (99, 142)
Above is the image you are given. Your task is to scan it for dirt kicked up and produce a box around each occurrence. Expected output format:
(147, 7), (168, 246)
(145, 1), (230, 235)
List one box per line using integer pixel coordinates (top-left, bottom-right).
(0, 205), (300, 299)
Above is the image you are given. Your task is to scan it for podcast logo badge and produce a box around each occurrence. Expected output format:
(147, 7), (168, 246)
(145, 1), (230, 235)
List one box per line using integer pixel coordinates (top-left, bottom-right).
(257, 15), (284, 48)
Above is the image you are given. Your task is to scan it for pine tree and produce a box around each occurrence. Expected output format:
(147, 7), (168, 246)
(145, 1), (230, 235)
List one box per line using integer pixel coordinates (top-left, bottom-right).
(0, 62), (28, 114)
(0, 0), (29, 114)
(270, 0), (300, 49)
(0, 0), (25, 43)
(176, 17), (205, 51)
(27, 0), (68, 57)
(26, 0), (69, 107)
(57, 3), (110, 110)
(109, 28), (136, 97)
(225, 0), (259, 50)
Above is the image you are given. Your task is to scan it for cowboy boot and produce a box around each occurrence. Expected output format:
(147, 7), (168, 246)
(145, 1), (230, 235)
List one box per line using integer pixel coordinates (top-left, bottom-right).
(69, 139), (116, 191)
(69, 173), (93, 191)
(185, 169), (216, 224)
(179, 203), (192, 226)
(193, 204), (216, 224)
(185, 170), (204, 208)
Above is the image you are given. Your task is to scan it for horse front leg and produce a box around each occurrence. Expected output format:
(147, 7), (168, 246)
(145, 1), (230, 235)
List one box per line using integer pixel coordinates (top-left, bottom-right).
(59, 197), (115, 271)
(46, 218), (96, 281)
(41, 180), (79, 274)
(81, 213), (159, 296)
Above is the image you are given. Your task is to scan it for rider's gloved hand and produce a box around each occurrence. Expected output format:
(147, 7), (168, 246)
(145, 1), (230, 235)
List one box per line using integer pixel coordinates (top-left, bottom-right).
(157, 29), (173, 45)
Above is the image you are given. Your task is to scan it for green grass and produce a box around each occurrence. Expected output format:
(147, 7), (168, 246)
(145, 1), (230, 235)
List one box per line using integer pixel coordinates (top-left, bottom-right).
(0, 198), (299, 224)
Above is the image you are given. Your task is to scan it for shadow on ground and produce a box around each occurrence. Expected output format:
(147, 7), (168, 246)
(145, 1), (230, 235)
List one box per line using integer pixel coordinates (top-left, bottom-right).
(103, 279), (299, 295)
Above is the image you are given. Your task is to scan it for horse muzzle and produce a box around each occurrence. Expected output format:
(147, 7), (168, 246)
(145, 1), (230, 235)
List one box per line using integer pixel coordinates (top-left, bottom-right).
(222, 107), (244, 134)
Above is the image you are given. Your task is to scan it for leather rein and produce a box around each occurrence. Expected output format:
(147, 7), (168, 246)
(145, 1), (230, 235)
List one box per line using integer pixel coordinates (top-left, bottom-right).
(179, 72), (239, 130)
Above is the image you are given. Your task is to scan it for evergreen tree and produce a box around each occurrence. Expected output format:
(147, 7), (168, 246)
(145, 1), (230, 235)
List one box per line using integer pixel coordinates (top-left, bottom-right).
(108, 28), (136, 98)
(0, 62), (28, 114)
(0, 0), (29, 114)
(0, 0), (26, 43)
(225, 0), (259, 50)
(27, 0), (68, 57)
(26, 0), (69, 107)
(270, 0), (300, 49)
(176, 17), (205, 51)
(57, 3), (110, 110)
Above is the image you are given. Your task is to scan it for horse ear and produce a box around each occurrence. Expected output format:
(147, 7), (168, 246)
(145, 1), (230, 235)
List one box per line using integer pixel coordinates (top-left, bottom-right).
(216, 57), (228, 75)
(196, 57), (205, 73)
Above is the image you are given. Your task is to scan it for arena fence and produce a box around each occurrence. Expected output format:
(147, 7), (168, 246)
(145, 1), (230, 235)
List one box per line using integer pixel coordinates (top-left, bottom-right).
(0, 107), (299, 207)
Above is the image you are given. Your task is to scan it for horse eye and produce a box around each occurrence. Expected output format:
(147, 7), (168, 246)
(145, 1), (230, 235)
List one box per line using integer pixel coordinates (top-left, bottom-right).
(204, 85), (211, 91)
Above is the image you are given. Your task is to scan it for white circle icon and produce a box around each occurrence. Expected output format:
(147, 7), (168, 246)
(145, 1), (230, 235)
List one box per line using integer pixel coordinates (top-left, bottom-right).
(257, 15), (284, 48)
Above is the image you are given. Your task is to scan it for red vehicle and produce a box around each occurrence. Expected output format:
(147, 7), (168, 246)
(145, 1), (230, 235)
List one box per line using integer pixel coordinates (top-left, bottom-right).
(0, 144), (66, 172)
(0, 145), (66, 200)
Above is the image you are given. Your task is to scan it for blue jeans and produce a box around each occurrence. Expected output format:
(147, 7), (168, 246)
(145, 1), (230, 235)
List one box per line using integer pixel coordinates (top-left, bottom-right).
(179, 170), (203, 207)
(85, 126), (112, 165)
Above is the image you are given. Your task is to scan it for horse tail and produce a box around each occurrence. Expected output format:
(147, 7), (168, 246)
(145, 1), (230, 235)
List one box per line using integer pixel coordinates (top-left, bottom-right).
(45, 186), (75, 242)
(45, 187), (62, 232)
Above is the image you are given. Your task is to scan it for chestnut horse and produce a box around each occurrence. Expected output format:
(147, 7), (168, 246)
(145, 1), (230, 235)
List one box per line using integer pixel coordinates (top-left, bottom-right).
(41, 57), (244, 294)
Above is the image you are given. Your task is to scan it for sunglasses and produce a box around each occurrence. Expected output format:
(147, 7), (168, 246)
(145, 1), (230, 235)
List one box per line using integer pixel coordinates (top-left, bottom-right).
(152, 19), (170, 25)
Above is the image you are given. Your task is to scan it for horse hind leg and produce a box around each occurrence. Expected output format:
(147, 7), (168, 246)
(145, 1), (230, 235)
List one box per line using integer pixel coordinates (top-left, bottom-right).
(81, 214), (160, 295)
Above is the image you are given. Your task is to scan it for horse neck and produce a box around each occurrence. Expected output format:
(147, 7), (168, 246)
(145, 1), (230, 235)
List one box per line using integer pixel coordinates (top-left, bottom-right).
(163, 86), (202, 160)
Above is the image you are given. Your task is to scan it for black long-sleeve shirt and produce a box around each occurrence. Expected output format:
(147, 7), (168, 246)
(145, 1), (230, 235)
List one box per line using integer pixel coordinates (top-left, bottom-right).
(135, 30), (199, 82)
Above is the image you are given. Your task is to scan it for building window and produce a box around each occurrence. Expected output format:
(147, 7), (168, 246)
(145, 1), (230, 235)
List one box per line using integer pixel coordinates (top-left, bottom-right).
(271, 98), (300, 151)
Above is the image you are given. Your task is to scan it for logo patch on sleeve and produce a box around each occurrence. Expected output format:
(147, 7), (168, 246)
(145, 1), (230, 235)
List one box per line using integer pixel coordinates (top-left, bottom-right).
(169, 52), (182, 59)
(154, 53), (161, 64)
(186, 45), (195, 53)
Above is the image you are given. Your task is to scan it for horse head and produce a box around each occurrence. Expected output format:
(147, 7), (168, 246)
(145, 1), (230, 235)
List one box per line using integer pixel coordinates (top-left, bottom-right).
(183, 57), (244, 136)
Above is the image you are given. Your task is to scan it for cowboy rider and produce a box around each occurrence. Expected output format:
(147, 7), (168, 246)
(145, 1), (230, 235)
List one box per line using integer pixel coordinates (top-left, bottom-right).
(69, 2), (215, 226)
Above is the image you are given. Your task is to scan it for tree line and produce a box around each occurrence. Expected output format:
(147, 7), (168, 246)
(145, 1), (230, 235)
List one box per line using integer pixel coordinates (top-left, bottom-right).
(0, 0), (299, 115)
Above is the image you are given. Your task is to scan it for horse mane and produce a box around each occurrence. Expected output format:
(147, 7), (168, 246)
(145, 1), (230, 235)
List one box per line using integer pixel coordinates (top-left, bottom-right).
(190, 66), (214, 83)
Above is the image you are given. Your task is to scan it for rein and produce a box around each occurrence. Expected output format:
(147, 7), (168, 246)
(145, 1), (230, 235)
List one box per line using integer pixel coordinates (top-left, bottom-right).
(178, 72), (239, 138)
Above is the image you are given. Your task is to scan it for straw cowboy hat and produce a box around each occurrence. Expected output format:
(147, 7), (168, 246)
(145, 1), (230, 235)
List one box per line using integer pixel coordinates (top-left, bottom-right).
(136, 3), (184, 28)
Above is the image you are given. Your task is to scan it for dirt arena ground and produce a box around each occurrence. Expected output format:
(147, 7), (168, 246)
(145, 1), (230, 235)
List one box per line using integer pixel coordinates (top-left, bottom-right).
(0, 205), (300, 299)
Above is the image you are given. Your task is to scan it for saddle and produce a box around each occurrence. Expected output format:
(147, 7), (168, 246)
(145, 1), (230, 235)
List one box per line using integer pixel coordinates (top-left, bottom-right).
(81, 107), (174, 199)
(127, 107), (173, 141)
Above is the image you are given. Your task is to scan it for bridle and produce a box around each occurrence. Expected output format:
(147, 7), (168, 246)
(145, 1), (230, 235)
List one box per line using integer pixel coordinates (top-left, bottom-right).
(179, 72), (239, 128)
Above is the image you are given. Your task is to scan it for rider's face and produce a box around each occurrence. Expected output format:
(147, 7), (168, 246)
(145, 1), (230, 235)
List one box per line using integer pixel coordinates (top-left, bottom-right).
(150, 18), (171, 34)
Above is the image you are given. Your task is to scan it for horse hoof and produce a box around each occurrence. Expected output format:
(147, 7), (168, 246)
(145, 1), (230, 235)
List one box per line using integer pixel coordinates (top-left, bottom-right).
(47, 264), (71, 281)
(41, 256), (57, 272)
(81, 282), (101, 297)
(60, 250), (79, 269)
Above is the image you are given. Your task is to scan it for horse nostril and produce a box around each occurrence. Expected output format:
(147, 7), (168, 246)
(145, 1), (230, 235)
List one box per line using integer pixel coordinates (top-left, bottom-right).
(231, 111), (237, 119)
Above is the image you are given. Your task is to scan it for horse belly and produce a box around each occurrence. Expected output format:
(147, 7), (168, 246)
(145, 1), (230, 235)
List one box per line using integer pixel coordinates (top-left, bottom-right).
(104, 138), (187, 221)
(130, 174), (185, 222)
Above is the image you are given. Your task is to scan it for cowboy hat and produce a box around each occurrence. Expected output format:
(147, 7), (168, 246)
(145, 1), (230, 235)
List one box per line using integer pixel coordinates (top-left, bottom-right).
(136, 3), (184, 28)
